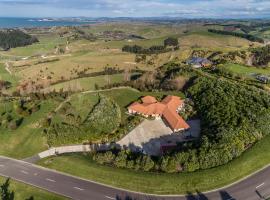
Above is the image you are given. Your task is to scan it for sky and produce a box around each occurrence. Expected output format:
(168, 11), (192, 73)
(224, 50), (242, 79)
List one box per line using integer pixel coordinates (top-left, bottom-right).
(0, 0), (270, 18)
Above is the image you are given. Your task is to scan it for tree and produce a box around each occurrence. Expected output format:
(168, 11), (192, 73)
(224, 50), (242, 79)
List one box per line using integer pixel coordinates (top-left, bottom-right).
(124, 68), (131, 82)
(0, 179), (14, 200)
(164, 37), (179, 47)
(0, 29), (39, 50)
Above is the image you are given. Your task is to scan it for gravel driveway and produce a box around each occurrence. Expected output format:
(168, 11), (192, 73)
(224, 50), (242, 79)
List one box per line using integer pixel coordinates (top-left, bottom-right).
(117, 119), (200, 156)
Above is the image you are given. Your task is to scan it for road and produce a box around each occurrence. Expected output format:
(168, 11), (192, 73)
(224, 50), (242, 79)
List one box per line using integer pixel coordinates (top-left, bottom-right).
(0, 156), (270, 200)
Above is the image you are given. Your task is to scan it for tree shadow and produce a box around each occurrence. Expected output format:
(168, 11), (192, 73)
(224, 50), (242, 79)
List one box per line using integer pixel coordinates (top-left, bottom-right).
(116, 194), (159, 200)
(186, 191), (209, 200)
(219, 190), (236, 200)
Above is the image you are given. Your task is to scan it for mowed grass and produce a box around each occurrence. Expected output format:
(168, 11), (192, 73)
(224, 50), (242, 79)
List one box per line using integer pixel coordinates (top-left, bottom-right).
(224, 63), (270, 76)
(0, 177), (66, 200)
(0, 99), (59, 159)
(39, 133), (270, 195)
(47, 74), (125, 92)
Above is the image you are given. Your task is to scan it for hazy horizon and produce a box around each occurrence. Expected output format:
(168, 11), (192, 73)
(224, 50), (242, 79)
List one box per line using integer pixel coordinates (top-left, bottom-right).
(0, 0), (269, 19)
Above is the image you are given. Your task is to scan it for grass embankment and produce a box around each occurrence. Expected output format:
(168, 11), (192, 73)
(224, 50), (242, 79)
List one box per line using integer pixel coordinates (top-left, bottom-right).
(0, 99), (59, 159)
(39, 133), (270, 195)
(224, 63), (270, 76)
(0, 177), (65, 200)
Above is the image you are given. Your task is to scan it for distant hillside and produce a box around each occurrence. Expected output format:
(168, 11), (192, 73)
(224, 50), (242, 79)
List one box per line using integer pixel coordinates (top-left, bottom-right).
(0, 29), (39, 50)
(208, 29), (264, 43)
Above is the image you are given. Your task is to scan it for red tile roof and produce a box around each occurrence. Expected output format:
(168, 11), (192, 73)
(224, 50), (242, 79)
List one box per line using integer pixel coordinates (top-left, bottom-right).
(128, 95), (190, 131)
(163, 108), (190, 130)
(141, 96), (157, 104)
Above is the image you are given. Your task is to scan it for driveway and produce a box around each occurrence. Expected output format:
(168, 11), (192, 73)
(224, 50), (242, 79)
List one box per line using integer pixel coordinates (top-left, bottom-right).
(117, 119), (200, 156)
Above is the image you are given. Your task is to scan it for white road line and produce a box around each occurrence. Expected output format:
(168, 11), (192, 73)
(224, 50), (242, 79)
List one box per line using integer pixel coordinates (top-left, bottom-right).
(105, 196), (116, 200)
(73, 187), (84, 191)
(256, 182), (265, 189)
(20, 170), (29, 174)
(0, 164), (5, 167)
(46, 178), (56, 183)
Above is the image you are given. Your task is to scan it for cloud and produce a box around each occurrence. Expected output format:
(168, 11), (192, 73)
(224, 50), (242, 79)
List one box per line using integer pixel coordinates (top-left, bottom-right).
(0, 0), (269, 18)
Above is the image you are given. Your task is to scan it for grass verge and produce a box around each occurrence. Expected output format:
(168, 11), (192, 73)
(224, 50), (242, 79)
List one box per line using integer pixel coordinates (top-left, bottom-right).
(39, 133), (270, 195)
(0, 176), (66, 200)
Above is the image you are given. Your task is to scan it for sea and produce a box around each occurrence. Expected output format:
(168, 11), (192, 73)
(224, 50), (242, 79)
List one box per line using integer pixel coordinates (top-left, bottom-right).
(0, 17), (95, 28)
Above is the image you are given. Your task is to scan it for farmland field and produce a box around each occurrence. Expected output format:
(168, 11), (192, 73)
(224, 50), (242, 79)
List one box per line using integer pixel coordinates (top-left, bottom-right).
(224, 63), (270, 76)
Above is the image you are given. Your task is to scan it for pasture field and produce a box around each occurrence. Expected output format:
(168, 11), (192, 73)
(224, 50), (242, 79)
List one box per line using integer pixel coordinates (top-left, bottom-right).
(1, 22), (257, 89)
(1, 34), (66, 57)
(224, 63), (270, 76)
(46, 74), (125, 92)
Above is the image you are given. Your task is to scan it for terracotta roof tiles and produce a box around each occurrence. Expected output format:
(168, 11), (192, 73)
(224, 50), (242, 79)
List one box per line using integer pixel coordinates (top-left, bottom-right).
(128, 95), (190, 131)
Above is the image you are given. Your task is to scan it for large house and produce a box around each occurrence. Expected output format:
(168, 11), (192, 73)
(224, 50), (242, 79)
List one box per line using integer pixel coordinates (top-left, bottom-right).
(128, 95), (190, 132)
(187, 57), (212, 68)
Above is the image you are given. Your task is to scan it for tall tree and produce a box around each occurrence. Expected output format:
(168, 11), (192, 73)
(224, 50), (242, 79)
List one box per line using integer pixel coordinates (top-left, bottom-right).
(0, 179), (14, 200)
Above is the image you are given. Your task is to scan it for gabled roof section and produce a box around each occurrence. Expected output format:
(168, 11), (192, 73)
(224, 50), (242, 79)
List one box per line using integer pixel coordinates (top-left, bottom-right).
(141, 96), (157, 104)
(163, 108), (190, 130)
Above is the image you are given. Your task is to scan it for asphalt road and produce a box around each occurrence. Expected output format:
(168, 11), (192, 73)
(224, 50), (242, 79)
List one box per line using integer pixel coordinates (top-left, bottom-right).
(0, 156), (269, 200)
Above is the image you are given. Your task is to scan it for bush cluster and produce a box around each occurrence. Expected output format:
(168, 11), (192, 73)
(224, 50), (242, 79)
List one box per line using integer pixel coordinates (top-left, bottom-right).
(0, 29), (39, 50)
(251, 45), (270, 66)
(0, 99), (41, 130)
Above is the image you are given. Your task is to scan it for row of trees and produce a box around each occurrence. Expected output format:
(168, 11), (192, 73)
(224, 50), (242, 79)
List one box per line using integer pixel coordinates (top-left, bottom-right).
(122, 45), (168, 55)
(0, 29), (39, 50)
(122, 37), (179, 55)
(208, 29), (264, 43)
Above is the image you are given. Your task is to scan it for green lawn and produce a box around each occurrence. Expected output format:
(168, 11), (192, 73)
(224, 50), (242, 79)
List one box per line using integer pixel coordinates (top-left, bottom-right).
(39, 133), (270, 195)
(224, 63), (270, 76)
(0, 177), (66, 200)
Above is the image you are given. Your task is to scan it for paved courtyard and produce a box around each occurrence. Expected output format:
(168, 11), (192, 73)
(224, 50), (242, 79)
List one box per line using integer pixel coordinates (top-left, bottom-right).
(117, 119), (200, 156)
